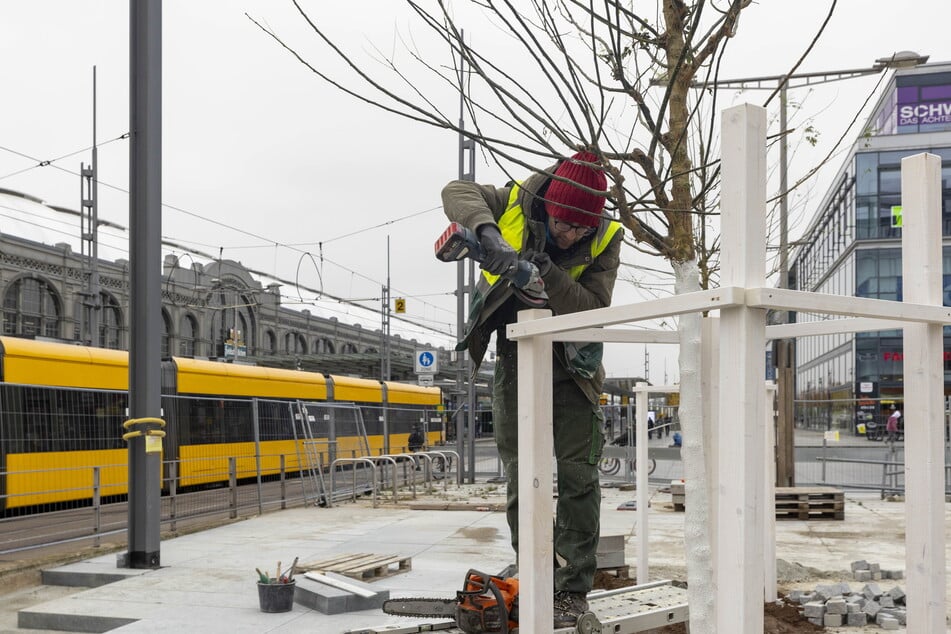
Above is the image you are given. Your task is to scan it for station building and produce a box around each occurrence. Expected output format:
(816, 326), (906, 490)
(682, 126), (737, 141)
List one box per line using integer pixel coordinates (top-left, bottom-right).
(790, 60), (951, 431)
(0, 187), (461, 385)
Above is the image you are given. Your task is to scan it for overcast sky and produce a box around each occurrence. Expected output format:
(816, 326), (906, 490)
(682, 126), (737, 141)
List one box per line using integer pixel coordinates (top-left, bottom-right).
(1, 1), (948, 382)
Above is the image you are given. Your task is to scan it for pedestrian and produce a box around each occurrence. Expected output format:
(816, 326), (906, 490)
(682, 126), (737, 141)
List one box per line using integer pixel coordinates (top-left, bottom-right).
(442, 149), (622, 629)
(408, 424), (425, 452)
(886, 408), (901, 443)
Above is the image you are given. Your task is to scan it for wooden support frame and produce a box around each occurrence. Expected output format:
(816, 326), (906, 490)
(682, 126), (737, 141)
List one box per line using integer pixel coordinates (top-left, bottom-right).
(506, 105), (947, 629)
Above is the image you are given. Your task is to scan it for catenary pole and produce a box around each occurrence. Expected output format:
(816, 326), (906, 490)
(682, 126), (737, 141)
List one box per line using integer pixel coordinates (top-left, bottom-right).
(124, 0), (163, 569)
(455, 33), (476, 484)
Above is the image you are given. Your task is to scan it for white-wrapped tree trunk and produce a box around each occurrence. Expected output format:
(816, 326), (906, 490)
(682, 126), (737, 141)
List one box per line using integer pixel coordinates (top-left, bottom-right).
(673, 258), (715, 633)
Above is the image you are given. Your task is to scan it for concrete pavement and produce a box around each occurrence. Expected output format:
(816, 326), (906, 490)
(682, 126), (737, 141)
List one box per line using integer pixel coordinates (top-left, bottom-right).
(3, 479), (947, 633)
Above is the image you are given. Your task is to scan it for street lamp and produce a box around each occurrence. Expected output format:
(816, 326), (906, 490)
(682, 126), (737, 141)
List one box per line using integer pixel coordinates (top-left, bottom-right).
(694, 50), (929, 486)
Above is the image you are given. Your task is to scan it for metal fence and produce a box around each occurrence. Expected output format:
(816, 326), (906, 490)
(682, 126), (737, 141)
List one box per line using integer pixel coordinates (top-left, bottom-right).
(0, 389), (472, 554)
(9, 390), (951, 558)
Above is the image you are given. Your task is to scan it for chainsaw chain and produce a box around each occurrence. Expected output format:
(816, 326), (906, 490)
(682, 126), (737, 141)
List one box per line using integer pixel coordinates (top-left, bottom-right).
(382, 597), (458, 619)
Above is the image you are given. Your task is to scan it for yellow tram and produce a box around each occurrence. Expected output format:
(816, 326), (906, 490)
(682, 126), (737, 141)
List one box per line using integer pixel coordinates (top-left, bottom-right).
(0, 336), (442, 512)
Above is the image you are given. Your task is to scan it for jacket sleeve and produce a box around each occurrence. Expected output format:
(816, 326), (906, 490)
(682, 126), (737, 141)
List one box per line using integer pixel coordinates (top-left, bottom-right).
(441, 180), (512, 233)
(542, 229), (622, 314)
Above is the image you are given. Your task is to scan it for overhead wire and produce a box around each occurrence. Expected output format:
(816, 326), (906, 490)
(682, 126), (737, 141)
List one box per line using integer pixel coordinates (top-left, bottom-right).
(0, 139), (458, 339)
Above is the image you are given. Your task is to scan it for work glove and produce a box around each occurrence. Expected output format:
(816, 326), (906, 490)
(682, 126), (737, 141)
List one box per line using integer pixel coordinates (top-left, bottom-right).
(477, 225), (518, 276)
(530, 252), (553, 277)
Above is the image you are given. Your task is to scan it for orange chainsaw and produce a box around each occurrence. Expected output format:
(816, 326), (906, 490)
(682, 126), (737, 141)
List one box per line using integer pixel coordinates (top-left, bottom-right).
(382, 569), (519, 633)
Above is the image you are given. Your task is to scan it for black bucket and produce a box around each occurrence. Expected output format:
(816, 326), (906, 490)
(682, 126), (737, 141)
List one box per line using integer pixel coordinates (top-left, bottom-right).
(257, 580), (296, 613)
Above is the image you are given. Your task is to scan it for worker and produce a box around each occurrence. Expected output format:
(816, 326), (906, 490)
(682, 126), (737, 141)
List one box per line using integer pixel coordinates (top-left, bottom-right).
(442, 150), (623, 628)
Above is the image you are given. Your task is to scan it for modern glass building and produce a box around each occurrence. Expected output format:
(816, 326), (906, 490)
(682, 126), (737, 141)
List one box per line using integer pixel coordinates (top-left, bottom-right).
(790, 61), (951, 432)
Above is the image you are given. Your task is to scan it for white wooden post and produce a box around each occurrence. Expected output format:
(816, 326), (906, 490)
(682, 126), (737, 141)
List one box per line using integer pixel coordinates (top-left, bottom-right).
(716, 103), (768, 634)
(635, 382), (649, 583)
(701, 315), (720, 575)
(900, 153), (946, 632)
(764, 381), (777, 602)
(515, 308), (554, 632)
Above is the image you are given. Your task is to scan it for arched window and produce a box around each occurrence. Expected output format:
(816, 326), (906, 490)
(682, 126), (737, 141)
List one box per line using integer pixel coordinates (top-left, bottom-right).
(315, 337), (335, 354)
(266, 330), (277, 354)
(161, 309), (172, 357)
(284, 332), (307, 354)
(99, 293), (122, 349)
(179, 314), (198, 356)
(2, 277), (61, 338)
(208, 286), (256, 357)
(340, 342), (358, 354)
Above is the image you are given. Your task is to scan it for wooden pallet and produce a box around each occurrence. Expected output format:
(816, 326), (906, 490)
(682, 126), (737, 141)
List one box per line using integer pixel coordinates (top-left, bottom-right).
(299, 552), (412, 580)
(775, 486), (844, 521)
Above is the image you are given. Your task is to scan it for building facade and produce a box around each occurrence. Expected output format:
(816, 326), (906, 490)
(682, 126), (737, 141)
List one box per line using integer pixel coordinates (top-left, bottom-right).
(790, 61), (951, 431)
(0, 189), (460, 384)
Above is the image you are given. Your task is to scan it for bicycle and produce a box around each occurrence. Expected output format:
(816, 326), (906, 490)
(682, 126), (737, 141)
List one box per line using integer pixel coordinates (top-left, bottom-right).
(598, 455), (656, 477)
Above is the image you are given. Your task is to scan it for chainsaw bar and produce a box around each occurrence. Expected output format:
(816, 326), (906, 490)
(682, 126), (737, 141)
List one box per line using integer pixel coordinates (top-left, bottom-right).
(383, 597), (458, 619)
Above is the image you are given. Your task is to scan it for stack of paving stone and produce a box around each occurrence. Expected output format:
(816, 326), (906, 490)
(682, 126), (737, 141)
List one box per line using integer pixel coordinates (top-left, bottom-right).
(850, 559), (902, 581)
(788, 581), (906, 629)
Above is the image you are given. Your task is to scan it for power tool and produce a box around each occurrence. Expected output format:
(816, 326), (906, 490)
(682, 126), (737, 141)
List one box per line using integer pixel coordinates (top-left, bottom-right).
(434, 222), (548, 307)
(383, 569), (519, 633)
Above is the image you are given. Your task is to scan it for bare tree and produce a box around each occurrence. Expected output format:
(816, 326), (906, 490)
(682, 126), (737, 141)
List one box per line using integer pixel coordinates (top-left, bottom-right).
(251, 1), (753, 629)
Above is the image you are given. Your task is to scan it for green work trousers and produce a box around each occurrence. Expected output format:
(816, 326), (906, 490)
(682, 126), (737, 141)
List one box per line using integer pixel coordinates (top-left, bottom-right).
(492, 340), (605, 594)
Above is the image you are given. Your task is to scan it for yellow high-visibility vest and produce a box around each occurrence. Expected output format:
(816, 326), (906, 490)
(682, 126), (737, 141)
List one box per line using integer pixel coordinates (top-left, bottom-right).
(482, 183), (622, 286)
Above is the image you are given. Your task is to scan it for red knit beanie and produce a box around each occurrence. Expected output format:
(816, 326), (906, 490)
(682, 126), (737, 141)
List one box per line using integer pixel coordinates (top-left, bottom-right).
(544, 151), (607, 228)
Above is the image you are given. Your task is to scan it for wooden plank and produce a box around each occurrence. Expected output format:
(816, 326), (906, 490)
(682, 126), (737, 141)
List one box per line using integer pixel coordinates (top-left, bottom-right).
(775, 486), (841, 495)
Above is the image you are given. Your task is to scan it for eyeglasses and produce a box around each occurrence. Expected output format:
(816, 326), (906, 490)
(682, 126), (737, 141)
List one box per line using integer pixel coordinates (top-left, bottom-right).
(551, 218), (595, 237)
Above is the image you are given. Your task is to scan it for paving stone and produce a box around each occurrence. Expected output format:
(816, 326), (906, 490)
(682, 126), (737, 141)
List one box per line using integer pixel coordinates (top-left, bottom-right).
(887, 585), (906, 603)
(862, 583), (883, 600)
(878, 614), (900, 630)
(825, 598), (848, 615)
(294, 572), (389, 615)
(823, 613), (843, 627)
(851, 560), (869, 572)
(854, 569), (872, 582)
(862, 600), (881, 617)
(847, 611), (868, 626)
(802, 601), (825, 619)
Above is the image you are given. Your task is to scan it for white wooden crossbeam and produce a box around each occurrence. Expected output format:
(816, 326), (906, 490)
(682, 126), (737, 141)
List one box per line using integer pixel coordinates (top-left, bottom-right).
(749, 287), (951, 324)
(765, 317), (906, 339)
(506, 287), (744, 339)
(555, 328), (681, 344)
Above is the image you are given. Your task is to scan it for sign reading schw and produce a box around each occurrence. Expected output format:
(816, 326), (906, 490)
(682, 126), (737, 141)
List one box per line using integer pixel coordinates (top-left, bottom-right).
(899, 99), (951, 126)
